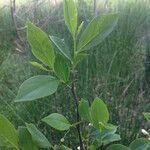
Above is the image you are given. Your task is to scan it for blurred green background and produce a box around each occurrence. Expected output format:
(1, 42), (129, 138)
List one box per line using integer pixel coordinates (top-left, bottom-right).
(0, 0), (150, 147)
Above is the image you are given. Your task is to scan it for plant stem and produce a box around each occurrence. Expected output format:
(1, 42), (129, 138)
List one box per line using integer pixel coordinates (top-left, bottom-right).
(71, 67), (83, 150)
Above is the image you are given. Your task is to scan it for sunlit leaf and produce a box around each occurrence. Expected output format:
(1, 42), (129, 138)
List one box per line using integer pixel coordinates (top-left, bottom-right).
(27, 21), (55, 68)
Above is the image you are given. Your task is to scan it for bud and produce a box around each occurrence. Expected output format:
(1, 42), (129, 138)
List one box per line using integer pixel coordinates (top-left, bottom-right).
(77, 146), (80, 150)
(141, 129), (150, 136)
(60, 138), (64, 143)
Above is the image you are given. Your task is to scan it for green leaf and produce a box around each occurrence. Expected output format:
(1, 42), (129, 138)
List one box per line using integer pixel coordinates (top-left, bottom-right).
(27, 21), (55, 68)
(15, 75), (59, 102)
(54, 54), (70, 82)
(77, 21), (84, 37)
(18, 126), (37, 150)
(49, 36), (72, 62)
(89, 145), (96, 150)
(78, 98), (91, 122)
(74, 52), (88, 65)
(30, 61), (49, 71)
(0, 114), (19, 149)
(91, 97), (109, 128)
(26, 123), (51, 148)
(106, 144), (130, 150)
(77, 13), (118, 51)
(129, 138), (150, 150)
(59, 145), (72, 150)
(102, 134), (121, 145)
(143, 112), (150, 124)
(63, 0), (77, 37)
(42, 113), (72, 131)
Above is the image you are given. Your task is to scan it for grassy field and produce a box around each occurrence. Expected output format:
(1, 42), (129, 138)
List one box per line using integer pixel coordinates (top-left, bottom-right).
(0, 0), (150, 147)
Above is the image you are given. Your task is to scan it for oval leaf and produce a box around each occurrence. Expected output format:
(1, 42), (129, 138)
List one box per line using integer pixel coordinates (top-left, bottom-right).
(129, 138), (150, 150)
(26, 123), (51, 148)
(0, 114), (19, 149)
(42, 113), (72, 131)
(77, 13), (118, 51)
(106, 144), (130, 150)
(78, 98), (91, 122)
(15, 75), (59, 102)
(18, 126), (37, 150)
(63, 0), (77, 37)
(49, 36), (72, 62)
(27, 21), (55, 68)
(91, 97), (109, 128)
(54, 54), (70, 82)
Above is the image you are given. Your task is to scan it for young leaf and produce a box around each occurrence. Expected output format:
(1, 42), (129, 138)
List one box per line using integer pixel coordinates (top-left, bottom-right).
(0, 114), (19, 149)
(30, 61), (49, 71)
(91, 97), (109, 128)
(77, 13), (118, 51)
(18, 126), (37, 150)
(27, 21), (55, 68)
(26, 123), (51, 148)
(106, 144), (130, 150)
(129, 138), (150, 150)
(42, 113), (72, 131)
(143, 112), (150, 124)
(77, 21), (84, 37)
(15, 75), (59, 102)
(49, 36), (72, 62)
(63, 0), (77, 37)
(78, 98), (91, 122)
(54, 54), (70, 82)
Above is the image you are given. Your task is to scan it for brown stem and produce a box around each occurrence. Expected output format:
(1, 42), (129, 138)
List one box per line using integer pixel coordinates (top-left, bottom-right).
(71, 69), (83, 150)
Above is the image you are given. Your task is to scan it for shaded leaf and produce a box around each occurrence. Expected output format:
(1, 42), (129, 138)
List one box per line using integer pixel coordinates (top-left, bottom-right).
(42, 113), (72, 131)
(78, 98), (91, 122)
(143, 112), (150, 124)
(27, 21), (55, 68)
(26, 123), (51, 148)
(74, 52), (88, 65)
(106, 144), (130, 150)
(129, 138), (150, 150)
(91, 97), (109, 128)
(54, 54), (70, 82)
(15, 75), (59, 102)
(18, 126), (37, 150)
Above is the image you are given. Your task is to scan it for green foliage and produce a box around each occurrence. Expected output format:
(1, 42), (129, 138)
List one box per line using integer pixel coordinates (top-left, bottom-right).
(42, 113), (72, 131)
(29, 61), (49, 72)
(1, 0), (149, 149)
(50, 36), (72, 62)
(26, 123), (51, 148)
(78, 98), (91, 122)
(129, 138), (150, 150)
(91, 97), (109, 128)
(18, 126), (37, 150)
(54, 54), (70, 82)
(15, 75), (59, 102)
(63, 0), (77, 37)
(106, 144), (130, 150)
(143, 112), (150, 124)
(77, 13), (118, 51)
(27, 20), (55, 68)
(0, 114), (19, 150)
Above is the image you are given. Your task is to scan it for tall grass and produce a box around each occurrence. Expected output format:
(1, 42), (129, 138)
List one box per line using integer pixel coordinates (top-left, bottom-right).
(0, 0), (150, 146)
